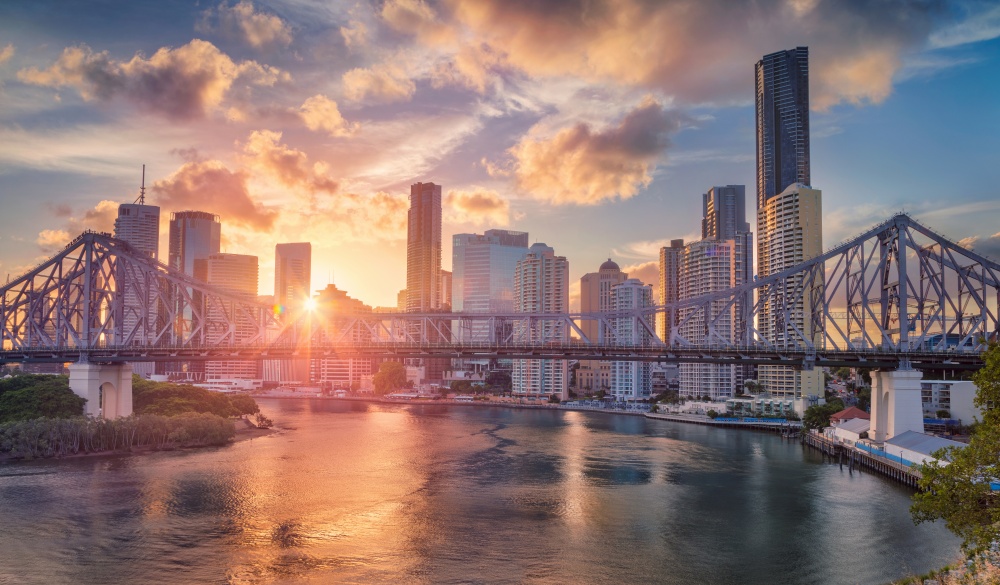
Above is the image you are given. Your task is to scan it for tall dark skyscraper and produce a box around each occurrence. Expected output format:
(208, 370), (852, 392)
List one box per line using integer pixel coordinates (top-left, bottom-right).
(755, 47), (810, 210)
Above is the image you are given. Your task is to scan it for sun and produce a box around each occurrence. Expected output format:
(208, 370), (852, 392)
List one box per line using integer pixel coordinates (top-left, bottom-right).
(304, 297), (318, 311)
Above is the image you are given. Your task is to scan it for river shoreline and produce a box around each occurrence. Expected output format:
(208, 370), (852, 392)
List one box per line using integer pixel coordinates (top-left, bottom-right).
(0, 419), (273, 465)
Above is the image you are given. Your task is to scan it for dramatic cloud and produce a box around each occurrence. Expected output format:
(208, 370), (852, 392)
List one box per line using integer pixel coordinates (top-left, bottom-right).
(507, 100), (684, 205)
(389, 0), (945, 110)
(298, 94), (358, 137)
(342, 61), (416, 103)
(240, 129), (338, 193)
(0, 44), (13, 65)
(445, 188), (510, 226)
(199, 1), (293, 48)
(18, 40), (286, 119)
(151, 160), (277, 229)
(36, 200), (118, 252)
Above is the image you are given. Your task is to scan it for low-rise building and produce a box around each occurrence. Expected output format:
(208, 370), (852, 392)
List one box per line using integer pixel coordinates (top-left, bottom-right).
(920, 380), (980, 423)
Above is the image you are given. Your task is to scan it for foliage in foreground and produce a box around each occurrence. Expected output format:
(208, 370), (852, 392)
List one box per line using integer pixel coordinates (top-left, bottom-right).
(802, 398), (845, 430)
(0, 375), (86, 423)
(911, 341), (1000, 555)
(0, 412), (236, 460)
(132, 376), (260, 418)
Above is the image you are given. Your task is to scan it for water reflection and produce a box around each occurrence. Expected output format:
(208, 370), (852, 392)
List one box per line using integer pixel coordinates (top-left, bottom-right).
(0, 400), (961, 585)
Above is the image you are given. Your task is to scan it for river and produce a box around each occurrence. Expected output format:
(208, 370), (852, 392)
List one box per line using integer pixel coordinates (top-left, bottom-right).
(0, 399), (960, 584)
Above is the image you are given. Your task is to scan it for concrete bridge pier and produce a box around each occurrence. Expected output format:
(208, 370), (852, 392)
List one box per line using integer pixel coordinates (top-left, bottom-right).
(68, 362), (133, 418)
(869, 368), (924, 442)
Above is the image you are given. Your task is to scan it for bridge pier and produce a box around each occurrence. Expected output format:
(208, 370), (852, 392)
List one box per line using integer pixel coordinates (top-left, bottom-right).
(870, 368), (924, 442)
(68, 362), (133, 418)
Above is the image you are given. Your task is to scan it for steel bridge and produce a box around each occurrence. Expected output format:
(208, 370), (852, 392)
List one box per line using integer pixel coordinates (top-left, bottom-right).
(1, 213), (998, 416)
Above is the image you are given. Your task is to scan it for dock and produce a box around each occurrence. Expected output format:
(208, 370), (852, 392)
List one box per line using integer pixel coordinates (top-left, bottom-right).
(802, 432), (922, 488)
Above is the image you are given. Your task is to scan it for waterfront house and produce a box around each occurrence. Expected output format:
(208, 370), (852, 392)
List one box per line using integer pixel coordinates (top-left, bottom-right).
(832, 418), (870, 446)
(830, 406), (870, 426)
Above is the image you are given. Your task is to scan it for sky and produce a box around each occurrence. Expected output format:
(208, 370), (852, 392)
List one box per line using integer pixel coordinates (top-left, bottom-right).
(0, 0), (999, 310)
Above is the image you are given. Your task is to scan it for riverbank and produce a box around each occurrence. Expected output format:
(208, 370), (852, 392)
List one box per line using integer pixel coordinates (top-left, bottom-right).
(0, 416), (271, 464)
(891, 552), (1000, 584)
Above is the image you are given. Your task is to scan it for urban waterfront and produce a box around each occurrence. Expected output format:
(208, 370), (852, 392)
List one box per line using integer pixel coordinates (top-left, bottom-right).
(0, 399), (960, 584)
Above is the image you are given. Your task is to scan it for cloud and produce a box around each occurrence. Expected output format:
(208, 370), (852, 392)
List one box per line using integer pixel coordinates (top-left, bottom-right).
(342, 61), (416, 103)
(151, 159), (277, 229)
(507, 99), (684, 205)
(958, 233), (1000, 262)
(36, 199), (119, 252)
(929, 3), (1000, 48)
(340, 20), (369, 50)
(620, 261), (659, 299)
(445, 188), (510, 226)
(397, 0), (945, 111)
(17, 39), (286, 120)
(240, 129), (338, 193)
(298, 94), (358, 137)
(381, 0), (454, 45)
(199, 1), (292, 49)
(431, 43), (508, 93)
(0, 44), (13, 65)
(37, 229), (71, 253)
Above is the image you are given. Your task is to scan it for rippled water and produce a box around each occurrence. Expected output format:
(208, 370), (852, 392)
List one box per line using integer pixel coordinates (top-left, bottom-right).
(0, 399), (960, 584)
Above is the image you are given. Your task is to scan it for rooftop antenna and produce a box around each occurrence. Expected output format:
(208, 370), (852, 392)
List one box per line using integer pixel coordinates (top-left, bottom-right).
(134, 164), (146, 205)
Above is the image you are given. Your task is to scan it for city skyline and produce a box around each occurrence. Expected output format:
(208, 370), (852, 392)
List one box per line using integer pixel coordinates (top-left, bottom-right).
(0, 1), (998, 310)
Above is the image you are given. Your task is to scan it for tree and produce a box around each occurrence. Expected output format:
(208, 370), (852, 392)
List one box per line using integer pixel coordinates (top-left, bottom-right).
(707, 409), (719, 419)
(936, 409), (952, 419)
(485, 371), (512, 392)
(743, 380), (762, 396)
(373, 361), (407, 396)
(0, 376), (86, 422)
(856, 385), (872, 411)
(911, 341), (1000, 554)
(450, 380), (474, 394)
(833, 367), (853, 381)
(802, 398), (845, 430)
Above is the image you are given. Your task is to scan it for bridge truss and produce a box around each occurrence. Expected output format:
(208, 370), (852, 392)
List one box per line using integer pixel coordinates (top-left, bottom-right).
(1, 214), (998, 370)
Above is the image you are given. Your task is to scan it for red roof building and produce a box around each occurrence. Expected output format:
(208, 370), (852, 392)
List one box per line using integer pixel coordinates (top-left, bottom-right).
(830, 406), (870, 426)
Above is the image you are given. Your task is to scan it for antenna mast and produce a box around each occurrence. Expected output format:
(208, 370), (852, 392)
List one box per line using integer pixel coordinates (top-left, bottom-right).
(134, 164), (146, 205)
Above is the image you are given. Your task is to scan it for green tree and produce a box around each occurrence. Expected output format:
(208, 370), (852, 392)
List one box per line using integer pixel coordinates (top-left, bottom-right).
(911, 342), (1000, 554)
(485, 371), (512, 392)
(707, 409), (719, 419)
(373, 361), (407, 396)
(856, 385), (872, 411)
(0, 375), (86, 422)
(833, 367), (853, 381)
(802, 398), (845, 430)
(450, 380), (474, 394)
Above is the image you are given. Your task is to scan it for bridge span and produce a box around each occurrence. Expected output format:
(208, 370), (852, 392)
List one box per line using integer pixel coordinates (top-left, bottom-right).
(2, 213), (998, 417)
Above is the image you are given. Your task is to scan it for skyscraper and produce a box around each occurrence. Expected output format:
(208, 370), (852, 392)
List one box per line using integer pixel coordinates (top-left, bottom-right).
(309, 284), (374, 389)
(756, 47), (810, 211)
(703, 185), (750, 241)
(756, 183), (824, 404)
(452, 229), (529, 347)
(274, 243), (312, 311)
(755, 47), (822, 411)
(205, 253), (259, 381)
(677, 238), (749, 400)
(406, 182), (442, 312)
(115, 203), (160, 260)
(658, 239), (684, 343)
(168, 211), (221, 279)
(578, 259), (627, 391)
(166, 211), (221, 380)
(512, 243), (569, 400)
(406, 182), (445, 384)
(609, 278), (654, 402)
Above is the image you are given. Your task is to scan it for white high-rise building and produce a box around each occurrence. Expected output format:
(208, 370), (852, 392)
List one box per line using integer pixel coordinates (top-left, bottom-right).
(609, 279), (654, 402)
(512, 243), (569, 400)
(756, 183), (824, 403)
(677, 238), (749, 400)
(115, 203), (160, 260)
(115, 202), (160, 349)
